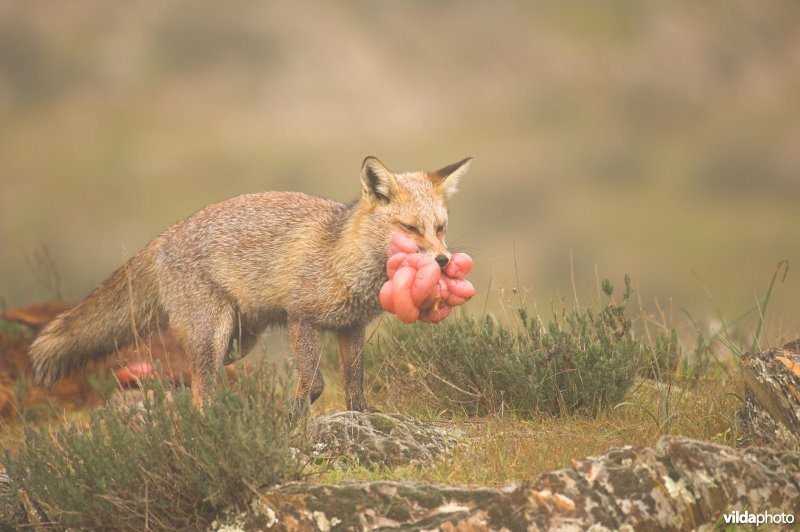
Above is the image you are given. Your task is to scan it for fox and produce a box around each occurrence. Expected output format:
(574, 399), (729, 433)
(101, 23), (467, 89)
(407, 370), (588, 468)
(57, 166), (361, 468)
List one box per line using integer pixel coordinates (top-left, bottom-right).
(30, 156), (472, 411)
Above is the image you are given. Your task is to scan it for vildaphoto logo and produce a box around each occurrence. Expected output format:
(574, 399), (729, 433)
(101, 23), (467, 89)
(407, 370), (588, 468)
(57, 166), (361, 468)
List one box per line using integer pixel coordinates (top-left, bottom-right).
(723, 510), (795, 526)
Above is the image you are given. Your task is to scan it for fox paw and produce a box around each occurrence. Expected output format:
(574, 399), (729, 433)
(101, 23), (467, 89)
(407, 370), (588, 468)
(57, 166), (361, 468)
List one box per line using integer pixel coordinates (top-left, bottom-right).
(345, 399), (377, 413)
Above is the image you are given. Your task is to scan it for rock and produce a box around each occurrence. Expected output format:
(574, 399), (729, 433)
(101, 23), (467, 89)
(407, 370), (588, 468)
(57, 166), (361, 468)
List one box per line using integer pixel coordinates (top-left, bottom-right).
(239, 482), (506, 531)
(502, 437), (800, 531)
(308, 411), (462, 468)
(0, 301), (71, 330)
(739, 339), (800, 449)
(215, 436), (800, 531)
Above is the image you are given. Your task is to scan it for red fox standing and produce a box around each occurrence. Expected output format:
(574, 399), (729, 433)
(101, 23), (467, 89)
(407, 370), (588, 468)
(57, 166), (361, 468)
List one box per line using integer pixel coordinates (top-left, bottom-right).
(30, 156), (472, 411)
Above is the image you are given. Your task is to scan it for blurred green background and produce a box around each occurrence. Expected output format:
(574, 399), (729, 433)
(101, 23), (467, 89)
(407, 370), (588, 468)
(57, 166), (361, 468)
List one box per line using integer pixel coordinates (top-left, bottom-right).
(2, 1), (799, 336)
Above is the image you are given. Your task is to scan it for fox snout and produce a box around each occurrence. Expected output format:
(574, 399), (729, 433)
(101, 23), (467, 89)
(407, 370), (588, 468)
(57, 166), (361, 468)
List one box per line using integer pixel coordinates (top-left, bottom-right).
(417, 244), (450, 269)
(413, 244), (451, 270)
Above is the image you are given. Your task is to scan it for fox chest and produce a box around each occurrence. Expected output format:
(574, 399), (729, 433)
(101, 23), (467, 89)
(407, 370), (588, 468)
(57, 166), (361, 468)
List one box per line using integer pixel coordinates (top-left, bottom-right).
(288, 270), (386, 329)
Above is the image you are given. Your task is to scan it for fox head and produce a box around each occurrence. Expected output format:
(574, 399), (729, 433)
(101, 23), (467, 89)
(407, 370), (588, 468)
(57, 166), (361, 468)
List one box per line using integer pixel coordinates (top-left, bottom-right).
(359, 156), (472, 268)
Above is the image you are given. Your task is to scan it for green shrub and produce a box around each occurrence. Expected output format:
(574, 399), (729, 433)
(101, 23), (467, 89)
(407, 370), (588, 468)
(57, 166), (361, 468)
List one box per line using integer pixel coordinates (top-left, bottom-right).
(374, 276), (665, 417)
(4, 363), (302, 530)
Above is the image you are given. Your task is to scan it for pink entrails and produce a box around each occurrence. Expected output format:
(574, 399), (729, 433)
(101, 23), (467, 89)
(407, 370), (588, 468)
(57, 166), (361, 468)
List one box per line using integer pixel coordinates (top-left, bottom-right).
(379, 232), (475, 323)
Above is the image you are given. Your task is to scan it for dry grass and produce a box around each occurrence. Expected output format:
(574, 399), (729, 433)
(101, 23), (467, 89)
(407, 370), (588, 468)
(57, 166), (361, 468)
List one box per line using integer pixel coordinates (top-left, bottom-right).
(313, 372), (743, 486)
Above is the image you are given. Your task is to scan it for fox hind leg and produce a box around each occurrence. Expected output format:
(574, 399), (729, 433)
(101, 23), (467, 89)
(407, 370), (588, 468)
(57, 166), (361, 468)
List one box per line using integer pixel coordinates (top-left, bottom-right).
(171, 302), (238, 409)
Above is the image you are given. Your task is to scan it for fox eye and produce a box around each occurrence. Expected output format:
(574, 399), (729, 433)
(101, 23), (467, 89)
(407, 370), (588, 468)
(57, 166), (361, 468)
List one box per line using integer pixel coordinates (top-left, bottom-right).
(400, 222), (421, 235)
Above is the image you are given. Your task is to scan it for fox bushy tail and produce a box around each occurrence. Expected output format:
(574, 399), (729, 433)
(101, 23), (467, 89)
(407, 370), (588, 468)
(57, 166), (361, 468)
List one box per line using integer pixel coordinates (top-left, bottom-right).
(30, 245), (166, 387)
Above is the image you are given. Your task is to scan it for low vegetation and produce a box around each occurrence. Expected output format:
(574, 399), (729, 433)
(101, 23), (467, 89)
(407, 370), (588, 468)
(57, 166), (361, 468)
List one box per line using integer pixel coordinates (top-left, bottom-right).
(371, 276), (680, 418)
(3, 364), (302, 530)
(0, 275), (765, 528)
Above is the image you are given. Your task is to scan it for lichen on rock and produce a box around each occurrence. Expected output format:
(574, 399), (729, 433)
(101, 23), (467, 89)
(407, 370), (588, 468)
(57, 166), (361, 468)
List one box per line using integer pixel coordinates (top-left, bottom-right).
(739, 339), (800, 450)
(307, 411), (463, 468)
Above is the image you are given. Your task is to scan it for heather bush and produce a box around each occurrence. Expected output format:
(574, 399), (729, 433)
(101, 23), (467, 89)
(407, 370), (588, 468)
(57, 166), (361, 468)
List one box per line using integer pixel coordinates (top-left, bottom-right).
(374, 276), (672, 417)
(4, 363), (302, 530)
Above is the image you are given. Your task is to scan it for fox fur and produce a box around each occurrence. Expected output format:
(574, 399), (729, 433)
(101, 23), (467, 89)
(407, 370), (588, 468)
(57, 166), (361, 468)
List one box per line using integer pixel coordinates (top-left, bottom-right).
(29, 156), (472, 410)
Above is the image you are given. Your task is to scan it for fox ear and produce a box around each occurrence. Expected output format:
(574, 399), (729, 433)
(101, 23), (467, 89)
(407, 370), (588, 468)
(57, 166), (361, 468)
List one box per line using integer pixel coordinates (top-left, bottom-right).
(431, 157), (472, 201)
(361, 156), (397, 205)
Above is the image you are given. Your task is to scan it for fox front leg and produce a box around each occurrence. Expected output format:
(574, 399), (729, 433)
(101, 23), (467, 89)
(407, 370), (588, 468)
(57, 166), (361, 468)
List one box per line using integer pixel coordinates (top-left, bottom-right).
(287, 317), (325, 411)
(337, 326), (370, 412)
